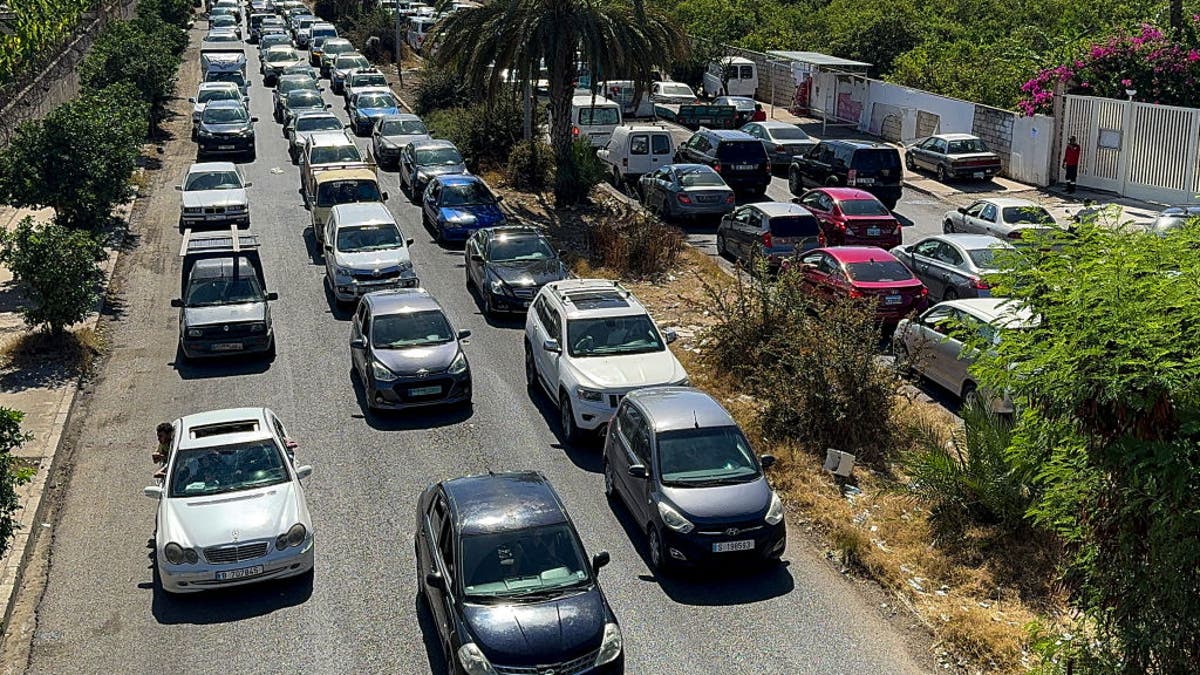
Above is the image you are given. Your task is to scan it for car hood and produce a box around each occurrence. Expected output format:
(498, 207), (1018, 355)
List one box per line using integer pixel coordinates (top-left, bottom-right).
(438, 205), (504, 226)
(182, 302), (266, 327)
(334, 247), (411, 270)
(487, 259), (566, 287)
(160, 481), (305, 549)
(374, 340), (459, 375)
(661, 476), (771, 521)
(200, 122), (252, 134)
(571, 350), (685, 389)
(462, 590), (606, 666)
(380, 133), (431, 147)
(181, 188), (247, 209)
(358, 106), (399, 118)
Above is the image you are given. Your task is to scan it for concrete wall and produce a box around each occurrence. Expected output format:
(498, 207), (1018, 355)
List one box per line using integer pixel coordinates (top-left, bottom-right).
(971, 106), (1013, 172)
(1009, 114), (1054, 186)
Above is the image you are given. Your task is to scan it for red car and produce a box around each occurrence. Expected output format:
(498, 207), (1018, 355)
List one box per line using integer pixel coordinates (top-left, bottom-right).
(795, 187), (902, 249)
(790, 246), (928, 323)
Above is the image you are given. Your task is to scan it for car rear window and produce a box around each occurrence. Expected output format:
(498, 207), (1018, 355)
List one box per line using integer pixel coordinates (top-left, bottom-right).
(578, 107), (620, 125)
(716, 141), (767, 162)
(850, 149), (901, 172)
(1001, 206), (1055, 225)
(844, 260), (913, 282)
(839, 199), (890, 216)
(769, 215), (820, 237)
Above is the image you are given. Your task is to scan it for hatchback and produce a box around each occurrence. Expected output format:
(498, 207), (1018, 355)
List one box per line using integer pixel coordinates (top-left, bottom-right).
(638, 163), (735, 222)
(890, 234), (1012, 301)
(795, 187), (902, 249)
(674, 128), (772, 195)
(716, 202), (823, 270)
(791, 246), (928, 324)
(789, 140), (903, 210)
(421, 175), (506, 245)
(603, 387), (785, 573)
(740, 120), (818, 171)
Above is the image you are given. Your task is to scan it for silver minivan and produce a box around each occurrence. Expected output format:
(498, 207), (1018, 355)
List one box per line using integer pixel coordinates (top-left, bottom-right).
(323, 202), (418, 304)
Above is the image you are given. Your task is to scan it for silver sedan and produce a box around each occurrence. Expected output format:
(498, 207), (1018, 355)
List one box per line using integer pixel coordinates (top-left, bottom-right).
(890, 233), (1012, 301)
(942, 197), (1058, 241)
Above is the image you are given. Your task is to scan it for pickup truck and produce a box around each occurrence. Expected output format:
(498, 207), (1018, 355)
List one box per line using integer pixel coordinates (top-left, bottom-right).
(200, 42), (247, 75)
(654, 103), (737, 130)
(307, 163), (389, 243)
(171, 228), (278, 360)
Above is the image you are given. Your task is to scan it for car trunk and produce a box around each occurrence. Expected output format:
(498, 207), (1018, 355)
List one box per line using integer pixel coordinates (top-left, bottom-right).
(853, 280), (925, 317)
(842, 216), (900, 241)
(680, 186), (732, 207)
(715, 141), (769, 179)
(951, 153), (1001, 169)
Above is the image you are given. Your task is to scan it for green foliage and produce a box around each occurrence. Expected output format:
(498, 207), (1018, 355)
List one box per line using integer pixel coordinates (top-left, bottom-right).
(0, 84), (148, 231)
(336, 8), (397, 64)
(0, 408), (34, 561)
(425, 96), (527, 169)
(81, 18), (179, 122)
(413, 66), (474, 115)
(0, 218), (105, 336)
(137, 0), (194, 30)
(0, 0), (96, 86)
(554, 139), (608, 205)
(506, 140), (554, 192)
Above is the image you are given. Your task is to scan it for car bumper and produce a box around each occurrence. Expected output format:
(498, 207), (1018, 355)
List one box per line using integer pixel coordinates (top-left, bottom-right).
(835, 233), (902, 250)
(197, 137), (255, 155)
(485, 288), (536, 313)
(661, 520), (786, 568)
(720, 173), (771, 192)
(180, 211), (250, 228)
(158, 537), (314, 593)
(181, 332), (272, 358)
(331, 274), (420, 302)
(366, 370), (472, 409)
(675, 201), (735, 217)
(951, 167), (1000, 179)
(571, 396), (621, 432)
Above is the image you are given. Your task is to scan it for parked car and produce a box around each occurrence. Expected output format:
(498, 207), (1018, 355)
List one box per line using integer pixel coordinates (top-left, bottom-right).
(675, 128), (771, 195)
(323, 203), (417, 305)
(649, 80), (697, 104)
(371, 114), (430, 169)
(525, 279), (689, 443)
(596, 125), (675, 188)
(788, 139), (903, 210)
(942, 198), (1058, 240)
(272, 73), (320, 122)
(1149, 205), (1200, 236)
(316, 37), (355, 76)
(890, 234), (1013, 301)
(717, 202), (822, 270)
(203, 68), (248, 97)
(603, 387), (785, 573)
(414, 472), (623, 675)
(350, 288), (472, 410)
(280, 88), (330, 128)
(208, 13), (241, 38)
(342, 68), (389, 104)
(794, 187), (902, 249)
(560, 94), (623, 148)
(893, 298), (1034, 413)
(261, 45), (306, 85)
(285, 111), (345, 163)
(188, 82), (246, 140)
(905, 133), (1002, 182)
(421, 174), (506, 245)
(399, 139), (468, 201)
(711, 95), (756, 126)
(143, 408), (314, 594)
(177, 162), (252, 229)
(348, 89), (400, 136)
(639, 164), (735, 222)
(465, 225), (569, 315)
(330, 52), (370, 93)
(740, 121), (818, 172)
(194, 100), (257, 161)
(791, 246), (928, 324)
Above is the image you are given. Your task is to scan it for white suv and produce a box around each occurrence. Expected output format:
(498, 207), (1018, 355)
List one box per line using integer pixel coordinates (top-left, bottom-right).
(524, 279), (689, 442)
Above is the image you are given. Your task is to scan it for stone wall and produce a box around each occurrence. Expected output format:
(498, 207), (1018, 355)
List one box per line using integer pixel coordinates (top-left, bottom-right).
(971, 105), (1015, 174)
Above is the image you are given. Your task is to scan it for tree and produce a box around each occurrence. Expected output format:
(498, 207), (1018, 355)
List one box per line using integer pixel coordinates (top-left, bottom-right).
(0, 408), (34, 560)
(80, 19), (179, 123)
(0, 218), (105, 337)
(432, 0), (687, 205)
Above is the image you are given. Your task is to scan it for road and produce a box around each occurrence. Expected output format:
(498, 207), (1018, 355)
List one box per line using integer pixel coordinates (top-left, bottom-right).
(13, 25), (936, 675)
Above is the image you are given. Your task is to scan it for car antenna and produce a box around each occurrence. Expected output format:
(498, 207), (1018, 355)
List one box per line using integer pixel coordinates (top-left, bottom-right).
(693, 411), (700, 429)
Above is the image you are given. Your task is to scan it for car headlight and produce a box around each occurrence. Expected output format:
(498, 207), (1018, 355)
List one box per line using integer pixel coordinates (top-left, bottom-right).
(249, 321), (266, 333)
(575, 387), (603, 403)
(448, 350), (468, 375)
(765, 491), (784, 526)
(163, 542), (196, 565)
(237, 126), (254, 136)
(186, 328), (203, 338)
(371, 359), (398, 382)
(197, 128), (214, 137)
(334, 265), (353, 279)
(594, 622), (623, 666)
(456, 643), (496, 675)
(489, 279), (509, 296)
(658, 501), (694, 534)
(227, 204), (247, 213)
(415, 170), (429, 182)
(275, 523), (307, 550)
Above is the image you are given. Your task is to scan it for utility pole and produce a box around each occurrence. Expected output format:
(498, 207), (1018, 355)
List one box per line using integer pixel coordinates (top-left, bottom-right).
(393, 2), (403, 87)
(523, 65), (532, 141)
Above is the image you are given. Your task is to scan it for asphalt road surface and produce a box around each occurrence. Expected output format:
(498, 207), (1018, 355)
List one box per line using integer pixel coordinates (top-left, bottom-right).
(15, 27), (935, 675)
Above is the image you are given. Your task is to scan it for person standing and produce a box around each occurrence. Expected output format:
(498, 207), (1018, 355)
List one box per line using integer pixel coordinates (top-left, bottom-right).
(1063, 136), (1081, 194)
(152, 422), (173, 480)
(751, 103), (767, 122)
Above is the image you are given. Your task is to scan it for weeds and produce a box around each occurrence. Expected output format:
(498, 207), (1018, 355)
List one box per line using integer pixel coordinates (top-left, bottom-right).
(587, 206), (684, 278)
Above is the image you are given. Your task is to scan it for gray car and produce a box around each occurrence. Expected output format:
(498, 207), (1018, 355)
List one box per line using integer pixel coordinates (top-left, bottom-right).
(638, 163), (734, 221)
(906, 133), (1002, 183)
(285, 111), (346, 164)
(398, 139), (468, 202)
(272, 74), (320, 122)
(349, 288), (472, 411)
(740, 121), (818, 171)
(280, 89), (330, 130)
(323, 202), (418, 304)
(602, 387), (785, 573)
(371, 114), (431, 169)
(890, 234), (1013, 301)
(943, 197), (1059, 241)
(717, 201), (823, 271)
(261, 45), (306, 85)
(194, 100), (257, 161)
(1148, 205), (1200, 236)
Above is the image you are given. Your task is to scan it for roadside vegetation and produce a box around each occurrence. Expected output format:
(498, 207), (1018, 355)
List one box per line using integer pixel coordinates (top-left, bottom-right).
(0, 407), (34, 560)
(0, 0), (97, 87)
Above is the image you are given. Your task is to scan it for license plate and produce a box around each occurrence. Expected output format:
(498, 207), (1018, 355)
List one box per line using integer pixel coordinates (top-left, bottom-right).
(218, 145), (235, 150)
(409, 385), (442, 396)
(884, 295), (903, 305)
(211, 342), (243, 351)
(216, 565), (263, 581)
(855, 177), (876, 185)
(973, 171), (986, 179)
(733, 164), (754, 171)
(866, 227), (881, 237)
(713, 540), (755, 553)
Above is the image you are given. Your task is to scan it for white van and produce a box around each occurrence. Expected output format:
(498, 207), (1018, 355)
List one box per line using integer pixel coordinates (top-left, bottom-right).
(596, 125), (675, 185)
(407, 17), (436, 53)
(702, 56), (758, 98)
(568, 95), (623, 147)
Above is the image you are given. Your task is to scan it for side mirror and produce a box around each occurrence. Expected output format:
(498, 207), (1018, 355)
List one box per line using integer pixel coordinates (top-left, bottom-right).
(425, 571), (445, 590)
(542, 338), (561, 354)
(406, 237), (414, 246)
(759, 454), (776, 469)
(350, 336), (367, 349)
(265, 291), (279, 301)
(174, 185), (182, 191)
(170, 298), (183, 308)
(325, 103), (332, 108)
(382, 192), (390, 202)
(662, 327), (678, 344)
(591, 551), (610, 573)
(251, 116), (260, 122)
(187, 97), (196, 103)
(628, 464), (647, 479)
(457, 329), (472, 340)
(143, 485), (163, 499)
(244, 181), (254, 188)
(495, 195), (504, 202)
(957, 207), (967, 214)
(295, 464), (313, 479)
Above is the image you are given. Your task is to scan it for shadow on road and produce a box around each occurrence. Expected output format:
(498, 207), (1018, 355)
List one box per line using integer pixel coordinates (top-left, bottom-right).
(415, 591), (450, 673)
(349, 366), (475, 430)
(524, 376), (603, 473)
(172, 346), (273, 380)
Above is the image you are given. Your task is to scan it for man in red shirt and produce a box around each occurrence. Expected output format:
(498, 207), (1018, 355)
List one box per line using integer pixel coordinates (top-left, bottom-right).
(1063, 136), (1081, 194)
(751, 103), (767, 122)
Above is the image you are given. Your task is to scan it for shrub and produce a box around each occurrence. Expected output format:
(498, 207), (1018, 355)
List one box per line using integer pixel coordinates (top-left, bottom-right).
(81, 18), (179, 122)
(338, 8), (397, 64)
(0, 408), (34, 560)
(0, 218), (105, 336)
(137, 0), (193, 30)
(414, 66), (474, 114)
(588, 207), (684, 277)
(554, 139), (608, 205)
(506, 140), (554, 192)
(425, 96), (526, 169)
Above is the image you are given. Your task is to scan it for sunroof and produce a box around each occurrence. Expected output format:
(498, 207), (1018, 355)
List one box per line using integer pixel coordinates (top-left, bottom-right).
(567, 291), (629, 310)
(191, 421), (258, 438)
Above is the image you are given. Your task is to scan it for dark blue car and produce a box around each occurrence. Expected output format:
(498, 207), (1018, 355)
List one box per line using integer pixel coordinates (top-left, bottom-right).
(421, 175), (506, 246)
(415, 472), (624, 675)
(347, 89), (400, 136)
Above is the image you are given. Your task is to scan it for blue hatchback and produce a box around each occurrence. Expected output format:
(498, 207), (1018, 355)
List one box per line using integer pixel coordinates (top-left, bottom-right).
(421, 175), (507, 245)
(348, 89), (400, 136)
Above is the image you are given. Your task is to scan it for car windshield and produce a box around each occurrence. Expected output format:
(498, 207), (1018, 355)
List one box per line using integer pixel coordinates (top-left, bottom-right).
(578, 106), (620, 125)
(352, 74), (387, 88)
(168, 441), (289, 498)
(490, 235), (553, 262)
(202, 106), (248, 123)
(279, 78), (318, 94)
(415, 147), (462, 165)
(260, 35), (290, 49)
(287, 91), (323, 107)
(338, 56), (370, 70)
(677, 168), (724, 187)
(716, 141), (767, 162)
(337, 224), (403, 252)
(767, 126), (810, 140)
(566, 315), (664, 357)
(310, 145), (363, 164)
(657, 426), (761, 486)
(357, 93), (396, 109)
(324, 40), (352, 54)
(461, 524), (590, 599)
(851, 149), (901, 171)
(316, 179), (381, 206)
(184, 170), (242, 191)
(185, 275), (264, 306)
(379, 119), (427, 136)
(266, 49), (299, 63)
(371, 310), (453, 348)
(1002, 206), (1055, 225)
(661, 84), (693, 96)
(947, 138), (988, 154)
(441, 183), (494, 207)
(197, 88), (239, 104)
(844, 260), (913, 282)
(210, 15), (235, 26)
(296, 115), (342, 132)
(840, 199), (890, 216)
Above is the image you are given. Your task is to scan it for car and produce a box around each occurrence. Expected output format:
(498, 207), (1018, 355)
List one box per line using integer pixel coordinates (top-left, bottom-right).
(330, 52), (371, 93)
(399, 139), (468, 201)
(421, 175), (506, 245)
(711, 95), (757, 125)
(1148, 205), (1200, 236)
(272, 73), (320, 122)
(280, 61), (319, 80)
(465, 226), (569, 315)
(307, 23), (339, 63)
(794, 187), (902, 250)
(414, 471), (624, 675)
(890, 234), (1013, 301)
(205, 6), (237, 22)
(247, 12), (275, 42)
(596, 125), (675, 187)
(603, 387), (786, 572)
(639, 164), (734, 222)
(177, 162), (252, 229)
(257, 31), (293, 56)
(716, 202), (823, 270)
(207, 13), (242, 38)
(210, 0), (240, 20)
(525, 279), (689, 443)
(342, 68), (389, 103)
(347, 88), (400, 136)
(285, 110), (345, 163)
(788, 139), (903, 210)
(316, 37), (355, 77)
(323, 202), (416, 304)
(350, 288), (472, 410)
(143, 408), (314, 594)
(649, 80), (697, 104)
(942, 198), (1058, 240)
(370, 114), (430, 168)
(188, 82), (246, 139)
(194, 100), (257, 161)
(293, 16), (319, 48)
(893, 298), (1034, 414)
(740, 121), (818, 172)
(201, 27), (241, 45)
(309, 166), (387, 236)
(261, 45), (306, 85)
(203, 68), (249, 96)
(257, 24), (289, 45)
(674, 128), (771, 196)
(905, 133), (1002, 182)
(791, 246), (928, 324)
(299, 131), (365, 198)
(280, 88), (330, 128)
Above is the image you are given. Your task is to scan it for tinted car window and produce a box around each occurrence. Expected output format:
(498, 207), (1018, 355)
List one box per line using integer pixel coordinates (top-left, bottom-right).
(967, 247), (1003, 269)
(1001, 206), (1054, 225)
(460, 524), (590, 597)
(651, 135), (671, 155)
(839, 199), (890, 216)
(656, 426), (760, 486)
(768, 127), (810, 141)
(768, 215), (820, 237)
(578, 107), (620, 125)
(677, 167), (724, 187)
(851, 149), (900, 172)
(844, 260), (914, 282)
(371, 310), (453, 348)
(716, 141), (767, 162)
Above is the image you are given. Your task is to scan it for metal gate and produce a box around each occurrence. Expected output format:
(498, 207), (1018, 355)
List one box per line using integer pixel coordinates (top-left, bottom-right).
(1062, 95), (1200, 204)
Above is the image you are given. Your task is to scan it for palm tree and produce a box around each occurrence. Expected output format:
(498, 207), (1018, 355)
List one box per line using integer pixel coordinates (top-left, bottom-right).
(431, 0), (687, 205)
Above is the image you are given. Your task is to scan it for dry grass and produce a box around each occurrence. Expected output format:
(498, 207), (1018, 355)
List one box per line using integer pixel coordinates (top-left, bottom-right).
(0, 326), (105, 385)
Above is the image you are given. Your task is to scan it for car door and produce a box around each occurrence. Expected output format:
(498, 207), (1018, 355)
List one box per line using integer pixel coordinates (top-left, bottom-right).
(801, 190), (834, 232)
(627, 133), (650, 175)
(647, 166), (672, 210)
(350, 302), (370, 377)
(977, 203), (1001, 237)
(530, 296), (562, 392)
(727, 206), (754, 259)
(931, 241), (969, 299)
(906, 238), (942, 291)
(608, 401), (639, 510)
(399, 145), (414, 188)
(422, 180), (441, 227)
(624, 406), (655, 526)
(804, 144), (834, 186)
(423, 493), (458, 650)
(650, 133), (671, 171)
(905, 304), (955, 387)
(957, 201), (987, 234)
(798, 250), (828, 296)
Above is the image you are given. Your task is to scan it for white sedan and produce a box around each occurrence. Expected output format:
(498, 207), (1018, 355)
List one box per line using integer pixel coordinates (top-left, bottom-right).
(942, 197), (1058, 241)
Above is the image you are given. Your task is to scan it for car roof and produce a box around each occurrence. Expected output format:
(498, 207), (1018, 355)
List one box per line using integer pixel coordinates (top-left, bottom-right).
(187, 161), (239, 174)
(543, 279), (646, 319)
(323, 37), (352, 45)
(717, 95), (756, 102)
(757, 120), (801, 130)
(750, 201), (814, 218)
(815, 187), (878, 201)
(934, 233), (1011, 250)
(330, 202), (394, 225)
(931, 133), (979, 141)
(204, 99), (245, 110)
(442, 471), (567, 536)
(410, 139), (456, 151)
(432, 174), (481, 187)
(265, 44), (297, 53)
(482, 225), (544, 239)
(197, 82), (239, 91)
(701, 129), (755, 141)
(976, 197), (1042, 208)
(822, 246), (901, 263)
(571, 94), (618, 106)
(938, 298), (1035, 327)
(616, 124), (670, 133)
(178, 408), (276, 450)
(307, 131), (355, 147)
(293, 110), (339, 121)
(363, 287), (442, 315)
(627, 387), (736, 433)
(718, 56), (755, 65)
(669, 163), (714, 172)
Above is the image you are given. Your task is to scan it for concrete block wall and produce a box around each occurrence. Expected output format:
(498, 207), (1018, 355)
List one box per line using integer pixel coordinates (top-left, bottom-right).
(971, 106), (1015, 174)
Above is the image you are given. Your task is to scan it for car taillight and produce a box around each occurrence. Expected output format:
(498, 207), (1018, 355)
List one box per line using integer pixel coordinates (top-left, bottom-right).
(763, 162), (772, 173)
(848, 287), (863, 299)
(676, 193), (692, 205)
(918, 286), (929, 297)
(761, 231), (773, 248)
(572, 126), (580, 137)
(970, 277), (990, 290)
(725, 193), (736, 204)
(713, 163), (721, 173)
(848, 168), (858, 185)
(1007, 230), (1023, 239)
(817, 232), (826, 246)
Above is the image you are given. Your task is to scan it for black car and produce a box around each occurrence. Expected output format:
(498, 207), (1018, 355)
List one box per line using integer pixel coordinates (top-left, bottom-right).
(464, 226), (568, 315)
(195, 101), (257, 161)
(788, 139), (903, 210)
(674, 128), (771, 195)
(415, 472), (624, 675)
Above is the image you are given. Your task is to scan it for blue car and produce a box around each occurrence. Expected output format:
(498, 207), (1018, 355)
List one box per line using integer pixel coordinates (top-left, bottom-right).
(347, 88), (399, 136)
(421, 175), (507, 245)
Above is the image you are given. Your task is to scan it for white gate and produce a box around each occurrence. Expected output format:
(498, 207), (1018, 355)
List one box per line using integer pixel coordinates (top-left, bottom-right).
(1062, 95), (1200, 204)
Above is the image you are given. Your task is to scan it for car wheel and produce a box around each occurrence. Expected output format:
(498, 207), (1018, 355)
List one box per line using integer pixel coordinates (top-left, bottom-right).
(716, 233), (728, 258)
(648, 527), (671, 574)
(936, 165), (948, 183)
(824, 175), (841, 187)
(905, 153), (916, 171)
(524, 344), (537, 390)
(559, 393), (582, 444)
(483, 291), (495, 316)
(943, 218), (955, 234)
(603, 460), (616, 499)
(660, 197), (674, 222)
(265, 337), (277, 360)
(788, 169), (801, 196)
(943, 287), (959, 301)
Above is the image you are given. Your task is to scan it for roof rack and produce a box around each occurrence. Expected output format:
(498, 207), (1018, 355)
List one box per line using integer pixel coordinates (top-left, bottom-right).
(550, 279), (631, 306)
(179, 226), (259, 258)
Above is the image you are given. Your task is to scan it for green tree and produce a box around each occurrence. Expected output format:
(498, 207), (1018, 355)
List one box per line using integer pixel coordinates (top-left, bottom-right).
(137, 0), (194, 30)
(0, 218), (105, 337)
(0, 408), (34, 560)
(433, 0), (687, 205)
(80, 19), (179, 123)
